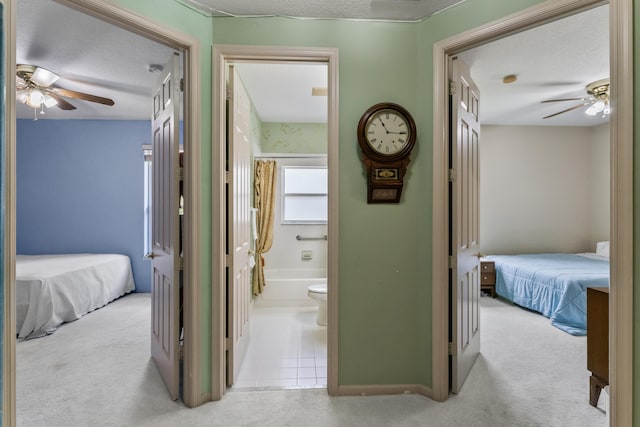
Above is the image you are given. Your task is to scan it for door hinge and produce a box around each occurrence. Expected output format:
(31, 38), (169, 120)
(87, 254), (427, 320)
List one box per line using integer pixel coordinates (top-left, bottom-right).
(225, 337), (231, 350)
(448, 342), (456, 355)
(448, 168), (456, 182)
(225, 255), (230, 267)
(179, 78), (184, 92)
(178, 345), (184, 360)
(448, 256), (456, 269)
(225, 171), (231, 184)
(449, 80), (457, 96)
(226, 84), (232, 101)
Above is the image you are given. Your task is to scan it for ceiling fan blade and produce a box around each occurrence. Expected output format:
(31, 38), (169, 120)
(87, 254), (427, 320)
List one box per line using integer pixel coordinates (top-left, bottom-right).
(543, 102), (591, 119)
(52, 87), (115, 106)
(541, 97), (590, 103)
(47, 92), (77, 110)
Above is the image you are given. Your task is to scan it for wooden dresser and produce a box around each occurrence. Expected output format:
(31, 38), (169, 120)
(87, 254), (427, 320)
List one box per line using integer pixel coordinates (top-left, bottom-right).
(586, 287), (609, 407)
(480, 260), (496, 297)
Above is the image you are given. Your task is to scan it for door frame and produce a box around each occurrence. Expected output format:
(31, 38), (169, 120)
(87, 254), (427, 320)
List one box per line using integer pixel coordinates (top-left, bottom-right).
(431, 0), (633, 425)
(212, 45), (339, 399)
(2, 0), (17, 425)
(3, 0), (205, 420)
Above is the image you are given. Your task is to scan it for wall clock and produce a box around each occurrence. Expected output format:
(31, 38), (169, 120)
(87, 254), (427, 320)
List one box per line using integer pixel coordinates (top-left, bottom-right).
(357, 102), (417, 203)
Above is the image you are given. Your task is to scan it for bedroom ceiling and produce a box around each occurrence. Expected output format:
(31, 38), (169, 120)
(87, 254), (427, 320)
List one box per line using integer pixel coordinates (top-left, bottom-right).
(17, 0), (176, 120)
(16, 1), (609, 127)
(458, 4), (609, 127)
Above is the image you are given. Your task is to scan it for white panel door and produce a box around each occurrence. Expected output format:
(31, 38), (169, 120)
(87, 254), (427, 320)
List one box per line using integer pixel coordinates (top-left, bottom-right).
(450, 57), (481, 393)
(226, 65), (252, 386)
(150, 53), (181, 400)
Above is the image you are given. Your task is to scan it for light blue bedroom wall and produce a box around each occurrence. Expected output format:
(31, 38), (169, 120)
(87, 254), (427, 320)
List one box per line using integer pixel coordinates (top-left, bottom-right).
(16, 119), (151, 293)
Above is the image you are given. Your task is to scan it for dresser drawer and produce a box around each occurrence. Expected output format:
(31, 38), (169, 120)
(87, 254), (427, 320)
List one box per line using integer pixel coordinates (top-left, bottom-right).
(480, 261), (495, 273)
(481, 272), (496, 285)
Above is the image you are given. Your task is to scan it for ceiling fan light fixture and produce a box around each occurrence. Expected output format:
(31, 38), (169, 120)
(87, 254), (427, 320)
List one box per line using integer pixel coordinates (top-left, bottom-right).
(585, 100), (605, 116)
(27, 89), (44, 108)
(16, 90), (29, 104)
(31, 66), (59, 87)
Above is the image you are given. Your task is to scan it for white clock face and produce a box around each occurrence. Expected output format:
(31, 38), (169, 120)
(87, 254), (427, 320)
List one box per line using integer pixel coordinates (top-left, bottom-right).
(365, 109), (411, 155)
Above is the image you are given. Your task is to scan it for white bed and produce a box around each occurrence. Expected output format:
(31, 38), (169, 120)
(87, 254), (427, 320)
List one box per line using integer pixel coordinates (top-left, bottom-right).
(16, 253), (136, 339)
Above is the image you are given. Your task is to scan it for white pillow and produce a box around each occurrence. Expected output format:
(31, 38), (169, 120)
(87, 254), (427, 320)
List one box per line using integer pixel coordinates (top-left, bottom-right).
(596, 241), (610, 258)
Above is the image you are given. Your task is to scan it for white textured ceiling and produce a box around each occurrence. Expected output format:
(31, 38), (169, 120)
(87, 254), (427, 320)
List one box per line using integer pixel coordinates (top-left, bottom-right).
(17, 1), (609, 127)
(180, 0), (465, 21)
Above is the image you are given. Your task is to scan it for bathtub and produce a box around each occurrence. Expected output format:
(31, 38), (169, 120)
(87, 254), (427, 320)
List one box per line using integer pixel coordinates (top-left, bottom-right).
(255, 268), (327, 307)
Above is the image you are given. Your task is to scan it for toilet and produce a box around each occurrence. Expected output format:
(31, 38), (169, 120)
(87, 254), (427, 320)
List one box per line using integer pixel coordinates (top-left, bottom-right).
(307, 284), (327, 326)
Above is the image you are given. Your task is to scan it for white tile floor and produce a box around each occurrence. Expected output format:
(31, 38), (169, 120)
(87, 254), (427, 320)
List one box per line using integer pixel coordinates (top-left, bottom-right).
(231, 305), (327, 390)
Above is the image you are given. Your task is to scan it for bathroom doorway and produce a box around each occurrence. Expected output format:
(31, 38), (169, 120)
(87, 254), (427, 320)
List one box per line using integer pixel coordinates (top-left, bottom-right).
(213, 47), (338, 395)
(233, 64), (329, 386)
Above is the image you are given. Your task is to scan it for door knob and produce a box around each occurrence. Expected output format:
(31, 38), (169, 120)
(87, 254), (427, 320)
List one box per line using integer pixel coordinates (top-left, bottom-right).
(144, 252), (156, 259)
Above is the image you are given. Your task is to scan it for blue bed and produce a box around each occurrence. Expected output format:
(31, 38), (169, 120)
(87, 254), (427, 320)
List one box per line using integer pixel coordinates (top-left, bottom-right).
(487, 253), (609, 336)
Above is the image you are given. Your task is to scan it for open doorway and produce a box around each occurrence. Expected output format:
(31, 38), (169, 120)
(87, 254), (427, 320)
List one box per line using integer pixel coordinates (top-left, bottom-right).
(453, 3), (610, 421)
(228, 62), (329, 389)
(9, 0), (204, 422)
(432, 0), (633, 424)
(211, 45), (339, 399)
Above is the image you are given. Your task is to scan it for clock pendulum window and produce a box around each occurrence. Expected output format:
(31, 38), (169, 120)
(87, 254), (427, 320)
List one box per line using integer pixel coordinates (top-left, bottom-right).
(356, 102), (417, 203)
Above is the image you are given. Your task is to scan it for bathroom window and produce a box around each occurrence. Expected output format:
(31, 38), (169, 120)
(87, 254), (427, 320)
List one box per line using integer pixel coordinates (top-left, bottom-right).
(281, 166), (327, 224)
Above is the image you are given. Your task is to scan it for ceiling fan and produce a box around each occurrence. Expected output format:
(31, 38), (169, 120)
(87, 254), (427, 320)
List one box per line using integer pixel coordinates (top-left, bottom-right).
(541, 78), (610, 119)
(16, 64), (115, 117)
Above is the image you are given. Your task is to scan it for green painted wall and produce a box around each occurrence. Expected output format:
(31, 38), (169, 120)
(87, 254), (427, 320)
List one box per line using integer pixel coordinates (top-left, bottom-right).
(260, 122), (327, 154)
(213, 16), (426, 385)
(112, 0), (637, 419)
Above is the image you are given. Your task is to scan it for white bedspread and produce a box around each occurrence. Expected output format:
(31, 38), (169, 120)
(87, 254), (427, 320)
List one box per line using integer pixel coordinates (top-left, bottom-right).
(16, 254), (136, 339)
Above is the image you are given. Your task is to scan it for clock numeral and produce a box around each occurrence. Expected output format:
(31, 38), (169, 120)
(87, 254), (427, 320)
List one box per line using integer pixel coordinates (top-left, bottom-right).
(370, 138), (377, 143)
(399, 138), (405, 144)
(368, 130), (375, 134)
(385, 113), (389, 119)
(386, 146), (389, 153)
(399, 122), (405, 127)
(377, 144), (383, 150)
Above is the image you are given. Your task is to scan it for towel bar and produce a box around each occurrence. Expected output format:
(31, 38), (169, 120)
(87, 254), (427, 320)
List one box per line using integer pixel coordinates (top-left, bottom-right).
(296, 235), (327, 241)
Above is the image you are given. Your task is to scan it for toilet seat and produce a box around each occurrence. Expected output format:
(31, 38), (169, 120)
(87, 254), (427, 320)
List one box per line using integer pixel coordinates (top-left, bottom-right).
(307, 283), (328, 326)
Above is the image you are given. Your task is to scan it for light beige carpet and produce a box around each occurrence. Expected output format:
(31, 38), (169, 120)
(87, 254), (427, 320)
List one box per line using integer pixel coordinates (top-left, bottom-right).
(16, 293), (607, 426)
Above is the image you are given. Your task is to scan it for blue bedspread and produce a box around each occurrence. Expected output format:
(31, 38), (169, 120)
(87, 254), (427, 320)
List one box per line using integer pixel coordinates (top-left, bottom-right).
(487, 254), (609, 336)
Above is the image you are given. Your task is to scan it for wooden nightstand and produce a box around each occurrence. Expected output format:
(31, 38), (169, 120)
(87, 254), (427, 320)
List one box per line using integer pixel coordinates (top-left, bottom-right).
(480, 260), (496, 297)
